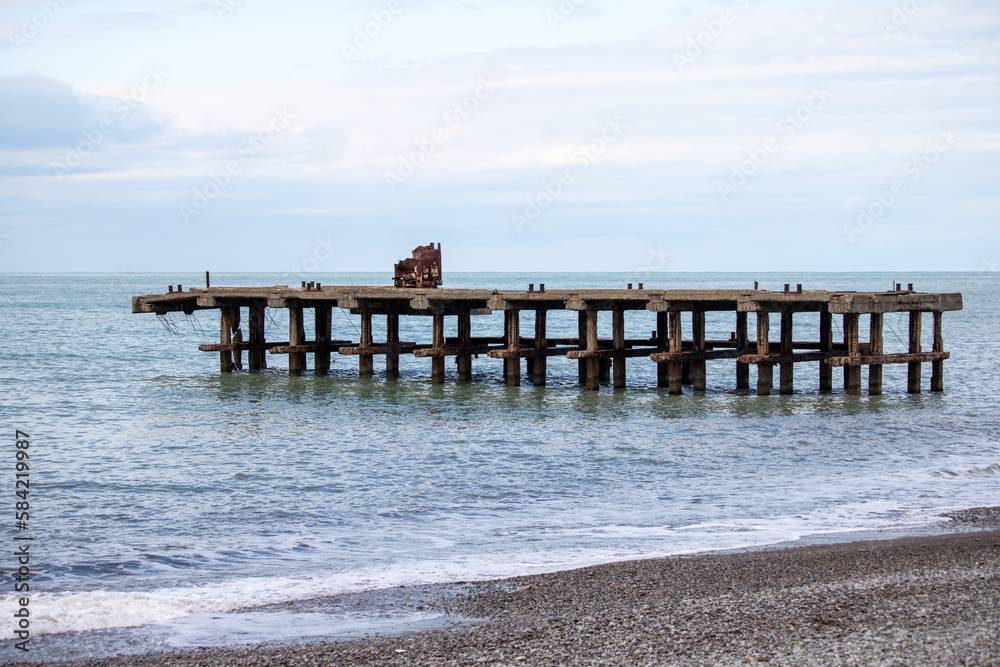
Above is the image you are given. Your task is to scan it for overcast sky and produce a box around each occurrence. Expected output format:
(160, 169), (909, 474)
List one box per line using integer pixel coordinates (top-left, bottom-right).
(0, 0), (997, 272)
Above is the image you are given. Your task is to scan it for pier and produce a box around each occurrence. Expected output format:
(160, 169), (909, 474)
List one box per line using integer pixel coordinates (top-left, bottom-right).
(133, 282), (962, 394)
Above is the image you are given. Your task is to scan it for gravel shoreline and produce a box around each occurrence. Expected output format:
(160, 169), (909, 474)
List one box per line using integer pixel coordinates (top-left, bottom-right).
(16, 511), (1000, 666)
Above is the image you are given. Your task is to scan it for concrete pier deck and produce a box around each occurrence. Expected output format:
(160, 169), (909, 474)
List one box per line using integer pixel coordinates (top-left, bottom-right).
(133, 284), (962, 394)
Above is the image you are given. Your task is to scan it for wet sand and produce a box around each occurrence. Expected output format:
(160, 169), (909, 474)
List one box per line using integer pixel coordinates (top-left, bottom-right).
(17, 508), (1000, 666)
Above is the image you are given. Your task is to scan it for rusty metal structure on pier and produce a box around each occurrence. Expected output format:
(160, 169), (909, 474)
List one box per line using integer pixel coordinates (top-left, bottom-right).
(133, 280), (963, 396)
(393, 243), (442, 288)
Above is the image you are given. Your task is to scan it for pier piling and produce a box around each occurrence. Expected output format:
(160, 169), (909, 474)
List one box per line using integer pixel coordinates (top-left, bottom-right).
(432, 311), (445, 384)
(931, 311), (944, 392)
(457, 308), (472, 383)
(819, 311), (833, 392)
(668, 310), (683, 395)
(656, 312), (669, 388)
(692, 310), (706, 392)
(504, 310), (520, 387)
(386, 313), (400, 379)
(360, 309), (374, 379)
(315, 306), (332, 374)
(585, 309), (600, 391)
(908, 312), (922, 393)
(869, 313), (883, 395)
(220, 306), (238, 373)
(736, 312), (749, 390)
(844, 314), (861, 395)
(248, 303), (266, 371)
(612, 308), (626, 389)
(533, 310), (547, 386)
(757, 313), (772, 396)
(288, 307), (305, 375)
(779, 312), (793, 395)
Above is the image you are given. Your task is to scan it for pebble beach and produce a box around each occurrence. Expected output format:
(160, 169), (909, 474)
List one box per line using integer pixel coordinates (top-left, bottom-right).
(18, 508), (1000, 666)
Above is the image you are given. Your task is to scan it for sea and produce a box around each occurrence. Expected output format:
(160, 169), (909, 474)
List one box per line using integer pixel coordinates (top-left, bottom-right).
(1, 272), (998, 661)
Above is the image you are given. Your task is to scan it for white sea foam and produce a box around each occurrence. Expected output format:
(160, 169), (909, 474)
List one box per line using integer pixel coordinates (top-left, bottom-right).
(0, 499), (978, 639)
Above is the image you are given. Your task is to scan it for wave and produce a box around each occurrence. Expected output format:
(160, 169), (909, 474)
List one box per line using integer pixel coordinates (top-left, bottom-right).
(0, 500), (980, 639)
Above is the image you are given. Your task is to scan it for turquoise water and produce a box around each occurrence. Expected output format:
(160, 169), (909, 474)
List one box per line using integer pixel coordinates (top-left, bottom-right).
(1, 272), (998, 655)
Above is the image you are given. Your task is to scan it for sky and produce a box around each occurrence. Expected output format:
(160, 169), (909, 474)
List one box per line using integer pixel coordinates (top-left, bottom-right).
(0, 0), (997, 273)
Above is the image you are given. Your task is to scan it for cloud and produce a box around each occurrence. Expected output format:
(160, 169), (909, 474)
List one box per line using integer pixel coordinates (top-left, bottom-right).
(0, 76), (98, 149)
(62, 11), (175, 33)
(0, 75), (169, 150)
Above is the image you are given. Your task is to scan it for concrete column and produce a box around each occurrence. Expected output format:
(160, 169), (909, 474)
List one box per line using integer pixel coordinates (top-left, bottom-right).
(612, 308), (626, 389)
(844, 313), (861, 395)
(656, 311), (669, 388)
(288, 306), (305, 375)
(585, 309), (600, 391)
(457, 308), (472, 383)
(931, 311), (944, 392)
(908, 311), (922, 393)
(385, 313), (400, 379)
(819, 311), (832, 392)
(231, 308), (243, 371)
(578, 311), (587, 385)
(736, 311), (749, 390)
(843, 315), (851, 391)
(432, 311), (445, 384)
(756, 312), (772, 396)
(869, 313), (883, 395)
(668, 310), (683, 395)
(505, 309), (520, 387)
(359, 308), (374, 379)
(314, 306), (331, 375)
(532, 310), (547, 386)
(691, 310), (706, 391)
(779, 311), (793, 395)
(248, 303), (266, 371)
(220, 306), (237, 373)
